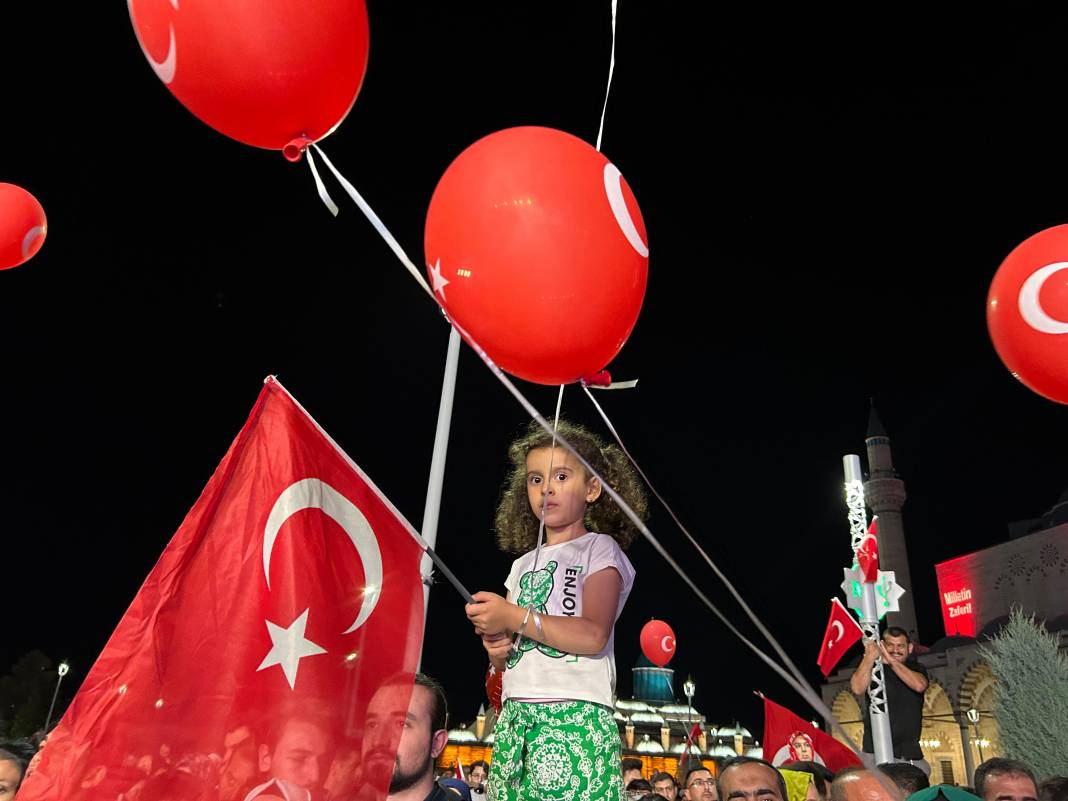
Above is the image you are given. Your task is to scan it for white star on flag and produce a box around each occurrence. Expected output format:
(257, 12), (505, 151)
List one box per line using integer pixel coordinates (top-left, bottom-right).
(257, 608), (327, 690)
(429, 258), (450, 300)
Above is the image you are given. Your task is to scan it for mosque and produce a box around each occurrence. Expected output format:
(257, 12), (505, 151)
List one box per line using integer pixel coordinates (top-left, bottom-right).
(819, 408), (1068, 786)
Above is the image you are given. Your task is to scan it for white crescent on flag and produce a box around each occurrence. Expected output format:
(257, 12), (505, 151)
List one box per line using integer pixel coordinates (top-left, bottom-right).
(263, 478), (384, 634)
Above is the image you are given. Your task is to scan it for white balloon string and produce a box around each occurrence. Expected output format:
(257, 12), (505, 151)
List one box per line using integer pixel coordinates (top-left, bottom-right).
(595, 0), (618, 152)
(309, 144), (434, 298)
(305, 148), (339, 217)
(581, 383), (863, 753)
(511, 384), (565, 658)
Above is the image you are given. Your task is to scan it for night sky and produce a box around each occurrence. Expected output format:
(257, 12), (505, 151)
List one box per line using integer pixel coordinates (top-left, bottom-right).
(4, 3), (1068, 736)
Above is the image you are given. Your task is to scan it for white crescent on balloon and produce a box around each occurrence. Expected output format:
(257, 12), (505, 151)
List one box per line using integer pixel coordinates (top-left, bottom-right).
(21, 226), (45, 260)
(263, 478), (383, 634)
(603, 163), (649, 258)
(128, 0), (179, 85)
(661, 635), (676, 653)
(1018, 262), (1068, 334)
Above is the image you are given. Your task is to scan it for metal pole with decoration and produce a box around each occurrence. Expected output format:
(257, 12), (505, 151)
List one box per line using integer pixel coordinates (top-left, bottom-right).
(842, 455), (894, 764)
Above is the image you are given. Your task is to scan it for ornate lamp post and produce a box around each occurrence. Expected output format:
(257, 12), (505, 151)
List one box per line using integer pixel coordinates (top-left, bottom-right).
(45, 662), (70, 731)
(967, 708), (985, 763)
(683, 677), (696, 763)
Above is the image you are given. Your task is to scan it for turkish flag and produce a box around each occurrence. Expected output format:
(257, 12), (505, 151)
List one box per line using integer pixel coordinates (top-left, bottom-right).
(816, 598), (863, 677)
(20, 378), (425, 801)
(762, 695), (861, 773)
(857, 517), (879, 583)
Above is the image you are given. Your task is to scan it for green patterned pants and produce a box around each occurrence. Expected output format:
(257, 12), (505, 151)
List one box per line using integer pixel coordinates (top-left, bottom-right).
(487, 700), (624, 801)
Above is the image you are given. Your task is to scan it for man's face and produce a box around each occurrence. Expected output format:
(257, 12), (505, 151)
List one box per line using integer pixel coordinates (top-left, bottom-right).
(623, 768), (644, 787)
(654, 777), (678, 800)
(468, 764), (487, 787)
(684, 769), (717, 801)
(982, 773), (1038, 801)
(219, 737), (258, 801)
(836, 772), (900, 801)
(363, 684), (446, 794)
(259, 719), (332, 792)
(881, 634), (912, 663)
(719, 763), (783, 801)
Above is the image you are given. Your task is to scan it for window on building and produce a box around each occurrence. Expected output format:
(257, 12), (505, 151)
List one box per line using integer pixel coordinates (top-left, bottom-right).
(940, 760), (955, 786)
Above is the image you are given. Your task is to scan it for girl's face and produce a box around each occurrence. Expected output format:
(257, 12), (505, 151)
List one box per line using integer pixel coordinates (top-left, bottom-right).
(0, 759), (22, 801)
(525, 446), (601, 537)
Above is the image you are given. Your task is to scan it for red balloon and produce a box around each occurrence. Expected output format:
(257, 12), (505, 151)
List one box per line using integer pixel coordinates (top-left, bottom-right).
(424, 127), (649, 385)
(0, 183), (47, 271)
(640, 619), (676, 667)
(988, 224), (1068, 403)
(128, 0), (369, 151)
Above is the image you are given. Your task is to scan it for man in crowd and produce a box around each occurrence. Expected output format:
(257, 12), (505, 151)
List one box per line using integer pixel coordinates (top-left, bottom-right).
(359, 673), (452, 801)
(829, 769), (901, 801)
(975, 758), (1039, 801)
(876, 763), (928, 797)
(623, 758), (645, 788)
(849, 627), (929, 773)
(246, 699), (340, 801)
(652, 770), (679, 800)
(716, 757), (785, 801)
(465, 761), (488, 790)
(684, 765), (719, 801)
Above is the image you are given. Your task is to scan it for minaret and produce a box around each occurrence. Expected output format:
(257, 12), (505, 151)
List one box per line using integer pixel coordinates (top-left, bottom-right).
(863, 405), (919, 640)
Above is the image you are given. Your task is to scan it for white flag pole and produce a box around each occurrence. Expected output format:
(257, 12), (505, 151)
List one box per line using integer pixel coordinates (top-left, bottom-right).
(419, 325), (463, 633)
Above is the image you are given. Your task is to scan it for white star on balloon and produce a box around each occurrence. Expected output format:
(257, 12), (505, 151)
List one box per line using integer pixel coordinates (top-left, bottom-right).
(256, 608), (327, 690)
(840, 567), (906, 618)
(429, 258), (450, 300)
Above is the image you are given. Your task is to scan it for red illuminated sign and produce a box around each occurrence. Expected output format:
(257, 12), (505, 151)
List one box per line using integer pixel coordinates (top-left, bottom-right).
(935, 555), (978, 637)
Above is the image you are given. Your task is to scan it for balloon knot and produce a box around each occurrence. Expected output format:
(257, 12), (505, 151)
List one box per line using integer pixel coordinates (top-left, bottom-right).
(283, 136), (314, 163)
(581, 371), (613, 387)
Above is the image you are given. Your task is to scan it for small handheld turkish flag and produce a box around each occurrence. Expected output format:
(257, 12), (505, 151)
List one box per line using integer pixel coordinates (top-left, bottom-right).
(20, 378), (425, 801)
(816, 598), (864, 677)
(856, 517), (880, 583)
(762, 695), (861, 773)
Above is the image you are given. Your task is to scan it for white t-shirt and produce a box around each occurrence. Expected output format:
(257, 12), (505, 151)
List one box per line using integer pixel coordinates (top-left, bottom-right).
(501, 532), (635, 708)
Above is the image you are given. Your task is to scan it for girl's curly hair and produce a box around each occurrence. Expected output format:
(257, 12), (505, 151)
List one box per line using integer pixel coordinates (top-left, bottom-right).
(493, 418), (648, 554)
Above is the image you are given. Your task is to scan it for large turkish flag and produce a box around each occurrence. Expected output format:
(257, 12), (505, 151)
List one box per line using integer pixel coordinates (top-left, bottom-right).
(20, 378), (425, 801)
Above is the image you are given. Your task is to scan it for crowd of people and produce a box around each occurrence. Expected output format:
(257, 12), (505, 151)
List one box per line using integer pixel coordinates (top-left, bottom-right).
(2, 421), (1065, 801)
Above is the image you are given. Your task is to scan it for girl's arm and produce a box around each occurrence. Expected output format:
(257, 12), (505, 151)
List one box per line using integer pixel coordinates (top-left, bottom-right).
(466, 567), (622, 656)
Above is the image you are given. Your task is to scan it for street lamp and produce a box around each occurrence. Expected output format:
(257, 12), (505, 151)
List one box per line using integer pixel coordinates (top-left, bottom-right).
(683, 677), (696, 764)
(966, 708), (984, 763)
(45, 662), (70, 731)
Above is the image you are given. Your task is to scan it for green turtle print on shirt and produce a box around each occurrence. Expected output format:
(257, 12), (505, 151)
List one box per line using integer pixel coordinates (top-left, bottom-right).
(507, 560), (566, 667)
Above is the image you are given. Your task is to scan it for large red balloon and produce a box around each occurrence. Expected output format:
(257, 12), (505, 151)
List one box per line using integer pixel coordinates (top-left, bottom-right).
(640, 619), (676, 667)
(424, 127), (649, 385)
(128, 0), (369, 151)
(0, 183), (47, 271)
(988, 224), (1068, 403)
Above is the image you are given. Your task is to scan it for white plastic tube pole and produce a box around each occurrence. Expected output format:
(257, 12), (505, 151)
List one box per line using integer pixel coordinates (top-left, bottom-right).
(420, 326), (463, 628)
(844, 454), (894, 765)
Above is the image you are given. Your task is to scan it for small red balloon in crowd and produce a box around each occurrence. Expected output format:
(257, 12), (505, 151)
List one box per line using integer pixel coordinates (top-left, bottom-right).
(640, 619), (676, 667)
(988, 224), (1068, 404)
(424, 126), (649, 386)
(127, 0), (370, 151)
(0, 183), (47, 271)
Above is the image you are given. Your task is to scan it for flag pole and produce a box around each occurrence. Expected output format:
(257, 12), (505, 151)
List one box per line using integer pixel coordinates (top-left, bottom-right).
(420, 325), (464, 625)
(843, 454), (893, 764)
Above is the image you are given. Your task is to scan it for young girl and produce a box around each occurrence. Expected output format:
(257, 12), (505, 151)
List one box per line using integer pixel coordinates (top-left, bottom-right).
(465, 419), (648, 801)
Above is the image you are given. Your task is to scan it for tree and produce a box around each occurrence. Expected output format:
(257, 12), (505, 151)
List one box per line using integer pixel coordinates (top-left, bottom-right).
(0, 650), (63, 738)
(979, 608), (1068, 778)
